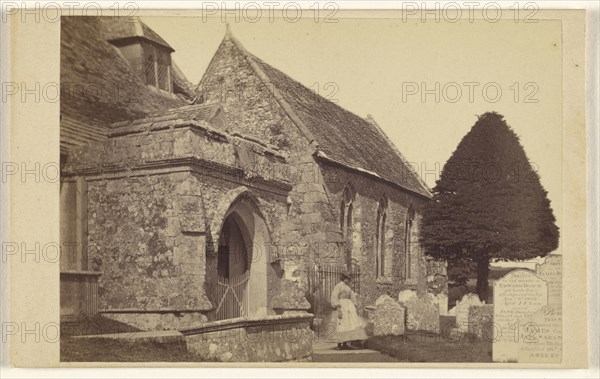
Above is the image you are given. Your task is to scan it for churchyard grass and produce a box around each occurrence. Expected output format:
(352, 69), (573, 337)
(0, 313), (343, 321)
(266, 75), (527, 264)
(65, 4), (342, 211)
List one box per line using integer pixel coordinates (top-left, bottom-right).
(366, 331), (493, 362)
(61, 337), (204, 362)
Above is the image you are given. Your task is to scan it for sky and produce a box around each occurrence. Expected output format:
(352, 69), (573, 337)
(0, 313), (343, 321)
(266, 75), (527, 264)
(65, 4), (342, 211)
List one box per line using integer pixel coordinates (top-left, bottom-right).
(142, 16), (563, 262)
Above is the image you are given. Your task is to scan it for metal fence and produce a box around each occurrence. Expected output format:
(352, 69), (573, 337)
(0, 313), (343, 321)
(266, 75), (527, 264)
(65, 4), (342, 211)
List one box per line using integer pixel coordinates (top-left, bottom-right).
(214, 271), (250, 321)
(305, 264), (361, 318)
(60, 271), (102, 318)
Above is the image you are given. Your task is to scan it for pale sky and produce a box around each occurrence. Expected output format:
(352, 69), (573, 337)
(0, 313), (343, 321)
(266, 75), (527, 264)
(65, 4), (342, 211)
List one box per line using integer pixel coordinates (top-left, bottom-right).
(142, 16), (563, 261)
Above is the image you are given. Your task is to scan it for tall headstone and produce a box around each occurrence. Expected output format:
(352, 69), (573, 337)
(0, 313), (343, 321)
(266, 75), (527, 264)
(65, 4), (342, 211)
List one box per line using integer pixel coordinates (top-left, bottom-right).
(403, 292), (440, 333)
(535, 254), (562, 305)
(493, 270), (548, 362)
(452, 293), (484, 332)
(518, 305), (562, 363)
(373, 295), (405, 336)
(436, 293), (449, 315)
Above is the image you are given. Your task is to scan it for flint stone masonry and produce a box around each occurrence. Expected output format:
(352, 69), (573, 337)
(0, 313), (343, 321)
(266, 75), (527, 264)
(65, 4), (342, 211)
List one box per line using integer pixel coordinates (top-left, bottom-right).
(372, 295), (405, 336)
(493, 270), (548, 362)
(102, 311), (208, 332)
(60, 18), (447, 336)
(319, 166), (445, 305)
(183, 313), (314, 362)
(272, 279), (312, 313)
(64, 125), (298, 326)
(535, 254), (562, 305)
(425, 258), (448, 297)
(85, 172), (214, 315)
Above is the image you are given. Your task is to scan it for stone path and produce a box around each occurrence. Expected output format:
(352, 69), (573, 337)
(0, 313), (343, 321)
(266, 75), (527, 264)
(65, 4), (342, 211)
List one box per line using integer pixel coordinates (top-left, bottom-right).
(312, 342), (399, 362)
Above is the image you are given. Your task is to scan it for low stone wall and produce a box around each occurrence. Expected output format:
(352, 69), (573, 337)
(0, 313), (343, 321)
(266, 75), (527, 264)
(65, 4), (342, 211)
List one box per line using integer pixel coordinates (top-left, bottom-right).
(101, 311), (209, 332)
(182, 313), (314, 362)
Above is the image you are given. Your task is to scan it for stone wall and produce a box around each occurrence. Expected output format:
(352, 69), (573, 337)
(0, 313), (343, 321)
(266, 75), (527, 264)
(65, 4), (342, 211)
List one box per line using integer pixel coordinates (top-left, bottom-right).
(62, 33), (446, 331)
(197, 35), (348, 301)
(63, 119), (297, 329)
(85, 172), (213, 317)
(320, 165), (434, 306)
(183, 313), (314, 362)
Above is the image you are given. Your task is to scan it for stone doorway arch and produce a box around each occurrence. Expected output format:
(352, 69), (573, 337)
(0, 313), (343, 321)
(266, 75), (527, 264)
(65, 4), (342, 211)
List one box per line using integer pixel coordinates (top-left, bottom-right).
(210, 189), (270, 320)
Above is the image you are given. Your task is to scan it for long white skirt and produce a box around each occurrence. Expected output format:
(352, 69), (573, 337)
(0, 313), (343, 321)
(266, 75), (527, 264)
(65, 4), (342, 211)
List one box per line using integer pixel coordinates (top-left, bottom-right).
(334, 299), (368, 343)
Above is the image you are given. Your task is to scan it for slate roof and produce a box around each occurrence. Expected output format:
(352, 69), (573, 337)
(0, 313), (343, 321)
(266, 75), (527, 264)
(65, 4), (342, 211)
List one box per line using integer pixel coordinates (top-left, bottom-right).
(61, 17), (192, 129)
(224, 36), (431, 198)
(62, 17), (429, 197)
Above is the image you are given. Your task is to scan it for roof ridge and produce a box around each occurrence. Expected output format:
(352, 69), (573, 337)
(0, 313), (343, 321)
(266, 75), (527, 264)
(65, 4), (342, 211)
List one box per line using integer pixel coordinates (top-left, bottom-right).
(244, 45), (430, 197)
(248, 52), (374, 131)
(364, 114), (432, 196)
(226, 33), (319, 150)
(206, 31), (430, 198)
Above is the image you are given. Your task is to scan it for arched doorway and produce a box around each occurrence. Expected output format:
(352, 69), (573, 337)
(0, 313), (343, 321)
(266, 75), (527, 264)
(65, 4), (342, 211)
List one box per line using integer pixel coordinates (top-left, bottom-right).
(212, 193), (269, 320)
(215, 213), (250, 320)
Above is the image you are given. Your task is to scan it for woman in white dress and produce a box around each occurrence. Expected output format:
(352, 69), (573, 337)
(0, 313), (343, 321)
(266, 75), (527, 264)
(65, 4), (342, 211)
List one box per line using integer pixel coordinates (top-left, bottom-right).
(330, 271), (367, 349)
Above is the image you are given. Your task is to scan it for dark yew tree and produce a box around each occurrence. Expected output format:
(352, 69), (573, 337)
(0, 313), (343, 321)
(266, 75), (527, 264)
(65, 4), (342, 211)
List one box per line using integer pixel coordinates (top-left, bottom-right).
(420, 112), (559, 301)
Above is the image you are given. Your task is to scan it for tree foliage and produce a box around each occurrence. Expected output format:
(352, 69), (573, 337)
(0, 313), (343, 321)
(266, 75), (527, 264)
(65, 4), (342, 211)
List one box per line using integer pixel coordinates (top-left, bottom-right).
(420, 112), (559, 300)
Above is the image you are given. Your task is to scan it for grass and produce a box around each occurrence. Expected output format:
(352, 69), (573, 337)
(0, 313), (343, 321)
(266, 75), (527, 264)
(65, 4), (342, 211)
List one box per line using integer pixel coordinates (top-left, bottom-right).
(61, 337), (203, 362)
(61, 315), (205, 362)
(61, 314), (142, 337)
(366, 332), (493, 362)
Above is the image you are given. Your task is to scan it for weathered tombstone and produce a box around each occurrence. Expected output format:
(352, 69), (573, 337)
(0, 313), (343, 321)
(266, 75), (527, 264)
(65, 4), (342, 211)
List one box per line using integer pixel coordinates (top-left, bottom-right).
(535, 254), (562, 305)
(373, 295), (405, 336)
(436, 293), (449, 315)
(403, 292), (440, 333)
(493, 270), (548, 362)
(468, 304), (493, 339)
(397, 289), (417, 304)
(453, 293), (484, 332)
(517, 305), (562, 363)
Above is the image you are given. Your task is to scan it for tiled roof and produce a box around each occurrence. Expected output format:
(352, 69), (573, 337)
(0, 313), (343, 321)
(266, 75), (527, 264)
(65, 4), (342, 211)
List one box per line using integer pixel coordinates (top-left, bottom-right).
(61, 17), (191, 128)
(226, 36), (431, 198)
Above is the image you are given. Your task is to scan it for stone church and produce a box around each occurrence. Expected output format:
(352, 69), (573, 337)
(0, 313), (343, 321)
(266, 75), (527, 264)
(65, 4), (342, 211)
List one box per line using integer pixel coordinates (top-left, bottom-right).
(60, 17), (446, 355)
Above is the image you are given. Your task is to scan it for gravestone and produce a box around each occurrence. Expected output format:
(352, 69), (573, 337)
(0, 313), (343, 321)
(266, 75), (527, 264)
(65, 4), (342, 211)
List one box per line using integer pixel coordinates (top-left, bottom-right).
(373, 295), (405, 336)
(436, 293), (449, 315)
(518, 305), (562, 363)
(452, 293), (484, 332)
(535, 254), (562, 305)
(403, 292), (440, 333)
(468, 304), (493, 339)
(397, 289), (417, 304)
(493, 270), (548, 362)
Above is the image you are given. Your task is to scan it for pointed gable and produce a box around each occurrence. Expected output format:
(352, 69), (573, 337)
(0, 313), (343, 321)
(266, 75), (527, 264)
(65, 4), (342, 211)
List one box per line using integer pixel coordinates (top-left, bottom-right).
(196, 34), (431, 198)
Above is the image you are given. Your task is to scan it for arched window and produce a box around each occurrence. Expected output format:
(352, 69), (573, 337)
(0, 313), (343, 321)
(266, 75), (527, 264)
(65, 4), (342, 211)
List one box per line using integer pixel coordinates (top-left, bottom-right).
(340, 186), (354, 268)
(376, 198), (387, 277)
(405, 206), (415, 279)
